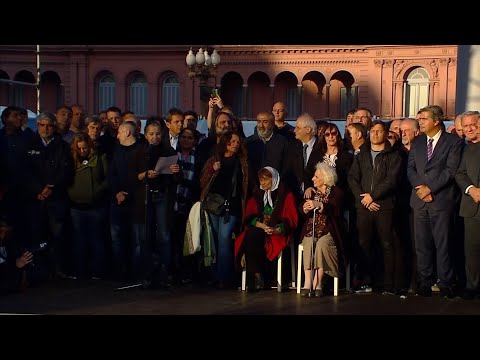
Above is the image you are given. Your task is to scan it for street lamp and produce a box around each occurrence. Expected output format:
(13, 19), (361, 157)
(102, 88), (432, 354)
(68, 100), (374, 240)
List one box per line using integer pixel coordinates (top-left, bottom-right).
(186, 47), (221, 113)
(186, 47), (221, 83)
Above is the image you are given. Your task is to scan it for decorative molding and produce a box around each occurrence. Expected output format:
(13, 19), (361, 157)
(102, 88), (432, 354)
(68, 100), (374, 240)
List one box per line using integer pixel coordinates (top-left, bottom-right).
(394, 60), (407, 79)
(220, 48), (369, 55)
(374, 59), (385, 67)
(428, 59), (439, 78)
(439, 58), (450, 65)
(223, 60), (361, 66)
(384, 60), (393, 67)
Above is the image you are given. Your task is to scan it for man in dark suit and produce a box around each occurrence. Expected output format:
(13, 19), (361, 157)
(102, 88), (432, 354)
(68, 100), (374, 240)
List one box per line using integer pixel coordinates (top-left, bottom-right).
(407, 105), (463, 298)
(284, 113), (323, 202)
(455, 111), (480, 299)
(281, 113), (322, 290)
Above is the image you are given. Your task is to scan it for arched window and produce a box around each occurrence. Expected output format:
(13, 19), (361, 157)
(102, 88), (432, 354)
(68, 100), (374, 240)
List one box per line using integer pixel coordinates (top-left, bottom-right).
(130, 75), (148, 116)
(286, 87), (298, 120)
(162, 75), (180, 116)
(404, 68), (429, 118)
(99, 75), (116, 112)
(12, 70), (35, 109)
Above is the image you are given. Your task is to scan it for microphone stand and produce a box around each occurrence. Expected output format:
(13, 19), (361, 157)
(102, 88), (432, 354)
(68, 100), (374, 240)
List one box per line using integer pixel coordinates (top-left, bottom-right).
(143, 147), (154, 289)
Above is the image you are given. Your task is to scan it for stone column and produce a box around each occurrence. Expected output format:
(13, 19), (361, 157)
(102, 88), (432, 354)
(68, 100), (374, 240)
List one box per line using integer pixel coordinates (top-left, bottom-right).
(297, 83), (303, 115)
(393, 81), (403, 118)
(269, 84), (275, 106)
(428, 81), (435, 105)
(325, 84), (331, 118)
(242, 84), (249, 119)
(455, 45), (480, 114)
(352, 83), (359, 109)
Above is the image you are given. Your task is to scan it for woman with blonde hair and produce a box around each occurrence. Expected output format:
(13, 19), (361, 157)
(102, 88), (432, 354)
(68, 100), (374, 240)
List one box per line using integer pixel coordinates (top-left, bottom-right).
(68, 132), (109, 279)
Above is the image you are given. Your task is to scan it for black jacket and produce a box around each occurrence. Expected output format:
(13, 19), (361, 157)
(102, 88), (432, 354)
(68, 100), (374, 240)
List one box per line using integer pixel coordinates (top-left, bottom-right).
(348, 141), (402, 211)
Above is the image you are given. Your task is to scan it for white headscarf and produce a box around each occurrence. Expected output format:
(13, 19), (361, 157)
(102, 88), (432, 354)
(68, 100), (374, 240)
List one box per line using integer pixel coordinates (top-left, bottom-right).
(260, 166), (280, 208)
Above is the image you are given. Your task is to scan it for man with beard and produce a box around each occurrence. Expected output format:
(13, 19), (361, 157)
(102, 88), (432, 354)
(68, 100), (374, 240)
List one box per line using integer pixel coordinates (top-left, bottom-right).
(246, 112), (288, 194)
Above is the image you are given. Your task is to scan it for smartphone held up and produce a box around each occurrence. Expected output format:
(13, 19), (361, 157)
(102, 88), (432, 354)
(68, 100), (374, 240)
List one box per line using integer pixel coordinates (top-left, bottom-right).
(211, 88), (219, 99)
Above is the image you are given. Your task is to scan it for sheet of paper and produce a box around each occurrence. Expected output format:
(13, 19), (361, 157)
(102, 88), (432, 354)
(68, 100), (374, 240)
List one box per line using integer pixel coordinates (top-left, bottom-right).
(154, 154), (178, 174)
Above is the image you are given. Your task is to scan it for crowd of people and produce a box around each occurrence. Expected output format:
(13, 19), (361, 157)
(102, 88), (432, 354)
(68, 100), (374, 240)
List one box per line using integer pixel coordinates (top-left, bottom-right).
(1, 98), (479, 302)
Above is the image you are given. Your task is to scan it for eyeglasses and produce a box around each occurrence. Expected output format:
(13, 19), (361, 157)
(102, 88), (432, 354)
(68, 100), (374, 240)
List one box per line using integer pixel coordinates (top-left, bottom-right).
(324, 131), (338, 137)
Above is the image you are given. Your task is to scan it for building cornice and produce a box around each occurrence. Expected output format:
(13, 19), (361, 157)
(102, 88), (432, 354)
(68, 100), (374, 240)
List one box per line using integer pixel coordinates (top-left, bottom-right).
(224, 60), (362, 66)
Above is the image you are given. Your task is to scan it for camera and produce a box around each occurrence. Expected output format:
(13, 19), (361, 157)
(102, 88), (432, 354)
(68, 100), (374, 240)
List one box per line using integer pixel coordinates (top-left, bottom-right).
(28, 242), (48, 255)
(24, 242), (48, 268)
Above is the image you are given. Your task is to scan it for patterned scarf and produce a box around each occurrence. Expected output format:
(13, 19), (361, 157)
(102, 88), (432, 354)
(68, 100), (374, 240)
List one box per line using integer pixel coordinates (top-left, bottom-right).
(175, 151), (196, 214)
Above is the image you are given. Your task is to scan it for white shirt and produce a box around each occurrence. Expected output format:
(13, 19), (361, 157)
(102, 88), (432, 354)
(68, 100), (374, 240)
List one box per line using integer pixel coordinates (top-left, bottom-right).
(170, 133), (179, 150)
(426, 129), (442, 152)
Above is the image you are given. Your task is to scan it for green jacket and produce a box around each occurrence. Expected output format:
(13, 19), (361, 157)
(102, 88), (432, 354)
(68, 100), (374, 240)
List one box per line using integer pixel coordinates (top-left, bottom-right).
(67, 153), (109, 207)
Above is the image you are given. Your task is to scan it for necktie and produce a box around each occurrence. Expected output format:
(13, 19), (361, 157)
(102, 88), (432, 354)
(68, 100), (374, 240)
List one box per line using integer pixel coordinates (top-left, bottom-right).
(427, 138), (433, 162)
(303, 144), (308, 168)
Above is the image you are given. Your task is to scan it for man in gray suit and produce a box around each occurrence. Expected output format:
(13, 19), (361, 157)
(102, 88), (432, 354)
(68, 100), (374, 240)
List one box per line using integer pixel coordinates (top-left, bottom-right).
(455, 111), (480, 299)
(407, 105), (463, 298)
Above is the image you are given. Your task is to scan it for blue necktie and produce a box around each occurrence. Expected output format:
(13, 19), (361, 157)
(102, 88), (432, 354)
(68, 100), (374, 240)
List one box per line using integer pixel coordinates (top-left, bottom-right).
(427, 138), (433, 162)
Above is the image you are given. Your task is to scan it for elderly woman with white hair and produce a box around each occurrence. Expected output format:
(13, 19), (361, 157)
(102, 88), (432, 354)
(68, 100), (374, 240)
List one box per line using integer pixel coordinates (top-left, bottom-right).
(300, 162), (347, 297)
(234, 166), (298, 292)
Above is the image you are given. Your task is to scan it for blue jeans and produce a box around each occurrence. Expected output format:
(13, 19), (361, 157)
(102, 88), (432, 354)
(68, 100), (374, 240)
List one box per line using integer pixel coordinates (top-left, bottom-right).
(148, 191), (172, 271)
(71, 207), (106, 278)
(208, 213), (239, 284)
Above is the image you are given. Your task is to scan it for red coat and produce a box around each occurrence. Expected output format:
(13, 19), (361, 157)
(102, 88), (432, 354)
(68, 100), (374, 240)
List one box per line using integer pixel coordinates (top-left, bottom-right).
(234, 183), (298, 261)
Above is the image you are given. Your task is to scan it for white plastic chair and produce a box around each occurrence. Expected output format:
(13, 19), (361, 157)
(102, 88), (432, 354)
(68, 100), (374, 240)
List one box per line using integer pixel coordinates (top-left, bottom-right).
(296, 243), (350, 296)
(241, 241), (296, 292)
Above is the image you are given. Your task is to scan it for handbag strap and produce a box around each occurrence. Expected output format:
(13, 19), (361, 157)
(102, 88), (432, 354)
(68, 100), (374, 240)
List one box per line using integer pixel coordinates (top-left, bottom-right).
(227, 158), (240, 203)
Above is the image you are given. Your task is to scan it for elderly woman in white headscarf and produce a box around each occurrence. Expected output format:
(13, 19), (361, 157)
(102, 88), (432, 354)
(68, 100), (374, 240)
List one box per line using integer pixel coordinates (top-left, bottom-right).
(234, 167), (298, 292)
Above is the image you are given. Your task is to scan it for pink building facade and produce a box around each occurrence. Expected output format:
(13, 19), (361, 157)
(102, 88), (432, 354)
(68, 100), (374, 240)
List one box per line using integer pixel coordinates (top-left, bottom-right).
(0, 45), (458, 120)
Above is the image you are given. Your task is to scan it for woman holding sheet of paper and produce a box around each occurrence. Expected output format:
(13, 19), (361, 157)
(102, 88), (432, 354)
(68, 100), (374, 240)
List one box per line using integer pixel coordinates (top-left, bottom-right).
(141, 121), (180, 288)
